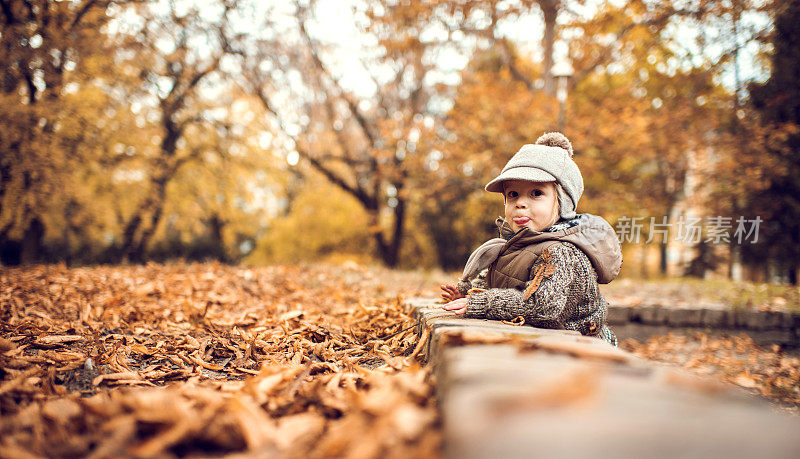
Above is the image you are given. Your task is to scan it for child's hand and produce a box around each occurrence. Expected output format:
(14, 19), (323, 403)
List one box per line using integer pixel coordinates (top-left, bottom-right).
(442, 298), (468, 315)
(440, 284), (464, 302)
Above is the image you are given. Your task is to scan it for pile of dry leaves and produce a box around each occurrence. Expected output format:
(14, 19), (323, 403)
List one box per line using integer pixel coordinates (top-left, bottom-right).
(622, 333), (800, 412)
(0, 263), (440, 458)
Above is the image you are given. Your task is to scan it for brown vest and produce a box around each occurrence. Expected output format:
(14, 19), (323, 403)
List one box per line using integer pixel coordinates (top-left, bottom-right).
(483, 214), (623, 289)
(488, 235), (560, 290)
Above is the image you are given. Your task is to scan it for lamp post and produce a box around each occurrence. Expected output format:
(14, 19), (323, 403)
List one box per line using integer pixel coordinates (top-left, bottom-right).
(552, 61), (573, 132)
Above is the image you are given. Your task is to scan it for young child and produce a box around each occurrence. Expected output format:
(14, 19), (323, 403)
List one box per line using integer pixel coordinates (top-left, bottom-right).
(441, 132), (622, 345)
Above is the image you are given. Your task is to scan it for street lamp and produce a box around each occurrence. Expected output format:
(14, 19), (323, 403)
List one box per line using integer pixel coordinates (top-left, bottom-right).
(552, 60), (574, 132)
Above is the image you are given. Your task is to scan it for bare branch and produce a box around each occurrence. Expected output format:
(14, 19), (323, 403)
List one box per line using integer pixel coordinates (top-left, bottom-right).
(296, 11), (378, 147)
(69, 0), (106, 31)
(498, 38), (534, 91)
(250, 84), (375, 208)
(570, 7), (704, 87)
(178, 54), (222, 100)
(361, 56), (392, 113)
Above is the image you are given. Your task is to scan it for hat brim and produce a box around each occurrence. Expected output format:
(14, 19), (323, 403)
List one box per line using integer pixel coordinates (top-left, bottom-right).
(485, 167), (557, 193)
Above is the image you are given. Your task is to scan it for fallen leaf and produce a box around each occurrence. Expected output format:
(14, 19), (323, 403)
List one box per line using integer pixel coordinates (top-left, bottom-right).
(34, 335), (83, 346)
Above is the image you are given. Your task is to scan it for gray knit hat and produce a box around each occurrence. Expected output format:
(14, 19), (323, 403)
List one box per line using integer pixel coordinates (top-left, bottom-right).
(485, 132), (584, 220)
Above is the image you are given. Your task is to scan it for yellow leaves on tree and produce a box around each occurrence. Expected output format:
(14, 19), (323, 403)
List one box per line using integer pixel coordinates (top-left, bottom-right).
(248, 180), (375, 265)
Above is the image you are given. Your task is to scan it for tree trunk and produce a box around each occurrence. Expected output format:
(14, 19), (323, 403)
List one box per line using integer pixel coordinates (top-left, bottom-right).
(120, 212), (143, 262)
(20, 217), (45, 265)
(372, 201), (405, 268)
(658, 205), (675, 275)
(121, 179), (169, 263)
(131, 203), (164, 262)
(659, 238), (668, 275)
(120, 116), (181, 263)
(388, 195), (406, 267)
(729, 243), (743, 282)
(540, 0), (559, 96)
(208, 213), (228, 262)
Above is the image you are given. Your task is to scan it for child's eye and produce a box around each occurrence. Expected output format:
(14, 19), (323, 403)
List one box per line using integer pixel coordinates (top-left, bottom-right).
(507, 191), (519, 198)
(532, 189), (544, 197)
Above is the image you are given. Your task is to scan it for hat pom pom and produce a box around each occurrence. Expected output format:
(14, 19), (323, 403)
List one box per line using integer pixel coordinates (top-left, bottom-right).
(536, 132), (573, 157)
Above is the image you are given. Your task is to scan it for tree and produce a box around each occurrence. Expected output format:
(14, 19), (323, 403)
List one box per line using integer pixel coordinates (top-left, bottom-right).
(563, 0), (770, 275)
(110, 1), (239, 262)
(432, 1), (729, 273)
(0, 0), (117, 264)
(740, 0), (800, 282)
(146, 90), (281, 263)
(235, 0), (455, 267)
(429, 47), (557, 268)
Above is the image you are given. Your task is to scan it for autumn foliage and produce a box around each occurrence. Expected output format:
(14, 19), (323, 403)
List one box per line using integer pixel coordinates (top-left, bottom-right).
(4, 1), (800, 455)
(2, 0), (794, 277)
(623, 333), (800, 412)
(0, 263), (440, 457)
(3, 263), (800, 457)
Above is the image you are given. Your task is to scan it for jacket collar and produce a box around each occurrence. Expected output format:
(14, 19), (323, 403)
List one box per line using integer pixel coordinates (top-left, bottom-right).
(495, 216), (582, 241)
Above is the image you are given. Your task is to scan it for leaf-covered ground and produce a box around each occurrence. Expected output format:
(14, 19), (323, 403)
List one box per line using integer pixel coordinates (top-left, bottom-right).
(0, 263), (442, 458)
(2, 264), (799, 458)
(622, 333), (800, 413)
(602, 277), (800, 311)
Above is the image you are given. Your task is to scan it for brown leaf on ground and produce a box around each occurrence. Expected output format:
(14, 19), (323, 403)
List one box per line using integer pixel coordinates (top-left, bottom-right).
(33, 335), (83, 347)
(0, 263), (441, 457)
(622, 332), (800, 412)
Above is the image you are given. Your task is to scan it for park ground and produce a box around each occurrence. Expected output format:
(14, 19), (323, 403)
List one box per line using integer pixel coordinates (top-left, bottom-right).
(1, 263), (799, 457)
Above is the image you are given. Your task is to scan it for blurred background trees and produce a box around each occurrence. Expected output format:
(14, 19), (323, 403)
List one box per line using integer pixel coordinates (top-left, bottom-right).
(1, 0), (797, 283)
(737, 1), (800, 282)
(1, 0), (118, 264)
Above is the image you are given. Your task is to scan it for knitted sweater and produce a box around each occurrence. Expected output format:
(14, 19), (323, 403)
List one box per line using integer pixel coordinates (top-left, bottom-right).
(458, 215), (621, 345)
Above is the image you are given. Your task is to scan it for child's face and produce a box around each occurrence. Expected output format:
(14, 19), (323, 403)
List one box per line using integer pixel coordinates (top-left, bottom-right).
(503, 180), (559, 233)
